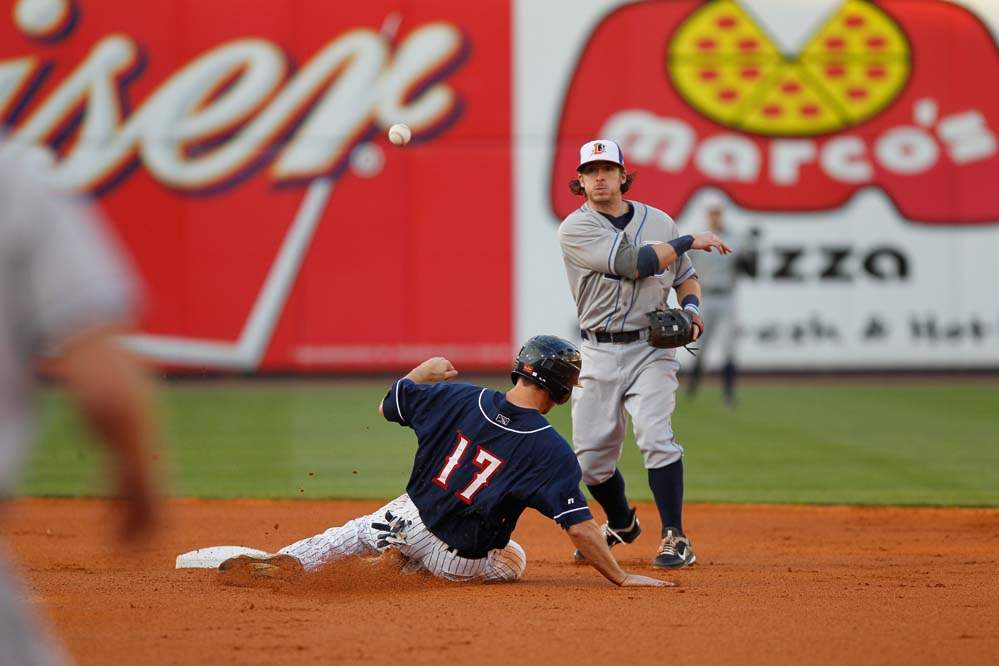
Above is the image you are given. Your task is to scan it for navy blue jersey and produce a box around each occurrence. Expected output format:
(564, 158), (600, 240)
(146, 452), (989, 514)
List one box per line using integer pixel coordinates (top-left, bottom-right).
(381, 379), (592, 558)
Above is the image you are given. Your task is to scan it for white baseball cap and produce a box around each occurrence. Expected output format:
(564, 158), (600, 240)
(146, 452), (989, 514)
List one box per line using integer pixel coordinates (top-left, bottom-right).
(577, 139), (625, 170)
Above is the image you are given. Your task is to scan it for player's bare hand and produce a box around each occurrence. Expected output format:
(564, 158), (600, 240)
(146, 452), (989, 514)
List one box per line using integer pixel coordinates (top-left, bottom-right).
(408, 357), (458, 383)
(690, 312), (704, 341)
(620, 573), (677, 588)
(692, 231), (731, 255)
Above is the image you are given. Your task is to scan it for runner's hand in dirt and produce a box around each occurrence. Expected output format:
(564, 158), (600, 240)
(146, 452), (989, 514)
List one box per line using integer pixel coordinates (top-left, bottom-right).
(620, 573), (676, 588)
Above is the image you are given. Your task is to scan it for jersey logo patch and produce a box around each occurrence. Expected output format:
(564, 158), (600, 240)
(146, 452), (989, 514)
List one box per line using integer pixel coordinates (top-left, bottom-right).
(495, 413), (511, 426)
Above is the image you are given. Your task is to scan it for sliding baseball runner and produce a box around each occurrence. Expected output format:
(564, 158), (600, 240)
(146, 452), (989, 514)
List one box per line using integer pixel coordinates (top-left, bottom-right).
(221, 336), (671, 587)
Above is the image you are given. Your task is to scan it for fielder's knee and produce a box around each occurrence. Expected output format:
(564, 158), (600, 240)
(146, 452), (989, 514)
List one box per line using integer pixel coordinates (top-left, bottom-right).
(577, 453), (619, 486)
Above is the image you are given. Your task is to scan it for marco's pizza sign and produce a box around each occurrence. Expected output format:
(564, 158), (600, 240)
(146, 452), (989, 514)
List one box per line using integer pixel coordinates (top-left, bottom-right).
(551, 0), (999, 224)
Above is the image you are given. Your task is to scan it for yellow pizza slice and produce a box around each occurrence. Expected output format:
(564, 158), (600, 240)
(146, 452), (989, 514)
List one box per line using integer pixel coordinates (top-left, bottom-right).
(738, 62), (847, 135)
(799, 0), (910, 125)
(668, 0), (781, 127)
(669, 0), (781, 62)
(801, 0), (909, 62)
(670, 58), (781, 125)
(800, 56), (908, 124)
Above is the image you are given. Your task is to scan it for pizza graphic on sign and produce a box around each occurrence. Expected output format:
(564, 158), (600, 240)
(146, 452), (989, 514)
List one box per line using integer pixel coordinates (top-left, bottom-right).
(551, 0), (999, 224)
(669, 0), (910, 136)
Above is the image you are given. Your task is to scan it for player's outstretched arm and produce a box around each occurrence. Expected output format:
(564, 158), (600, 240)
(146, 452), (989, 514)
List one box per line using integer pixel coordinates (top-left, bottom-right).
(647, 232), (732, 276)
(378, 356), (459, 416)
(59, 325), (160, 542)
(404, 357), (458, 383)
(691, 231), (732, 255)
(567, 520), (674, 588)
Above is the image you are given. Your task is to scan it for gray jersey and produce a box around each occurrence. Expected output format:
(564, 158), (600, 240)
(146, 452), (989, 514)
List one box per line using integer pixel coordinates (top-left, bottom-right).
(690, 229), (750, 296)
(558, 201), (696, 333)
(0, 146), (136, 493)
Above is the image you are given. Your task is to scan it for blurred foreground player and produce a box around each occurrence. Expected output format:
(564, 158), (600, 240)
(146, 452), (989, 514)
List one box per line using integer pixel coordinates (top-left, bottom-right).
(0, 141), (160, 665)
(221, 337), (671, 588)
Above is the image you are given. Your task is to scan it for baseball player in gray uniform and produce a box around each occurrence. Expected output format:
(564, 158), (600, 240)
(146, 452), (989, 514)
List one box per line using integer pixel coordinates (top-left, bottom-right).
(0, 140), (160, 665)
(687, 204), (750, 406)
(558, 139), (730, 568)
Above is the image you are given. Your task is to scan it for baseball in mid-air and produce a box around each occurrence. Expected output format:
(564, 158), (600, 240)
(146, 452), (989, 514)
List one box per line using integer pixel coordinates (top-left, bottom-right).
(388, 123), (412, 146)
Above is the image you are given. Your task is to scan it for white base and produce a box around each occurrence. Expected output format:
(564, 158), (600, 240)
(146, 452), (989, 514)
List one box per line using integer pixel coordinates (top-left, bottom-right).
(175, 545), (270, 569)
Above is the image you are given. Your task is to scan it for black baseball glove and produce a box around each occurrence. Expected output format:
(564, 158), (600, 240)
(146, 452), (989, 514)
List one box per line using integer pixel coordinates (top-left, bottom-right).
(647, 308), (703, 349)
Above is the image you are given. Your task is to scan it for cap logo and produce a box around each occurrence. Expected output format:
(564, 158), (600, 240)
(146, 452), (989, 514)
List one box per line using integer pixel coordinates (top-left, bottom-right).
(592, 142), (606, 155)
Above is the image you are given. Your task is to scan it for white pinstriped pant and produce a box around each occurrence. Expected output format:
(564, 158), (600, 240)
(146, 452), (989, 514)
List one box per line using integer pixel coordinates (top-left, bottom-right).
(278, 494), (527, 582)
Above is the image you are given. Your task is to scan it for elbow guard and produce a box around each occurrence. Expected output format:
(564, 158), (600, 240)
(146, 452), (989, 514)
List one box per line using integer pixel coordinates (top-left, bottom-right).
(611, 241), (642, 277)
(636, 244), (659, 278)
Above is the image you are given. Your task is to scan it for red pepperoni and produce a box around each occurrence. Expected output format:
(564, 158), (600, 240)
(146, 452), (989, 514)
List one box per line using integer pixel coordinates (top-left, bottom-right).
(738, 38), (759, 52)
(762, 104), (782, 117)
(825, 36), (846, 50)
(847, 87), (869, 100)
(698, 37), (717, 51)
(740, 67), (760, 80)
(781, 80), (802, 95)
(866, 65), (887, 79)
(825, 64), (846, 78)
(844, 14), (865, 28)
(800, 104), (821, 117)
(716, 15), (737, 30)
(718, 88), (739, 102)
(699, 68), (719, 81)
(867, 35), (887, 49)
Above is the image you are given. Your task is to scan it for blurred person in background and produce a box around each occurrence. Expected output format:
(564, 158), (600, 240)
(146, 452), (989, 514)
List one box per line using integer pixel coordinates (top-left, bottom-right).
(0, 140), (161, 665)
(687, 202), (749, 407)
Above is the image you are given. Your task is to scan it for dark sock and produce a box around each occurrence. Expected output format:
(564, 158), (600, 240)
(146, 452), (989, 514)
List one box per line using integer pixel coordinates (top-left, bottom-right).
(688, 358), (703, 396)
(586, 469), (632, 528)
(648, 460), (684, 535)
(723, 360), (736, 402)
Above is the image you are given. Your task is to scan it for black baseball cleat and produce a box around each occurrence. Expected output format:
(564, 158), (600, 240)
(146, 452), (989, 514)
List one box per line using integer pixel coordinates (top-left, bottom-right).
(218, 553), (305, 581)
(573, 508), (642, 562)
(652, 527), (696, 568)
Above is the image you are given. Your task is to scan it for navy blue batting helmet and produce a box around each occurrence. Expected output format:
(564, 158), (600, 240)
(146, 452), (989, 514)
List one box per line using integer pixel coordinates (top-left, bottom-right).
(510, 335), (582, 404)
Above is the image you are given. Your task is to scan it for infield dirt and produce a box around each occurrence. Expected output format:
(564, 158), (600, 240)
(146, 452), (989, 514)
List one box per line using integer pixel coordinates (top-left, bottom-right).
(4, 499), (997, 665)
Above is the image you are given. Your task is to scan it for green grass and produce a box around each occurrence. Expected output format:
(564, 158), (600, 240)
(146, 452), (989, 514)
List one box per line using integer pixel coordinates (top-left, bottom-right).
(17, 379), (999, 507)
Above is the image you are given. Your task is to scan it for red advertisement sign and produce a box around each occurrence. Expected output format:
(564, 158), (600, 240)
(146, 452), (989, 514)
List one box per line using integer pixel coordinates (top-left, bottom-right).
(1, 0), (512, 371)
(552, 0), (999, 225)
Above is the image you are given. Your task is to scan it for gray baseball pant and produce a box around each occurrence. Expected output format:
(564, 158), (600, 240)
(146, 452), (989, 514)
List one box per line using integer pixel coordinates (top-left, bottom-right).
(571, 338), (684, 485)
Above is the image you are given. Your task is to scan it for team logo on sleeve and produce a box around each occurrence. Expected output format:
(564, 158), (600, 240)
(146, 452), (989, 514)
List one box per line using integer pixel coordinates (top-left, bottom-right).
(551, 0), (999, 224)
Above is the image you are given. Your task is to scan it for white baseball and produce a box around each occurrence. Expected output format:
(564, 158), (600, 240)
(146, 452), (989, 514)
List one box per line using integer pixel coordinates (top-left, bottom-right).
(388, 123), (412, 146)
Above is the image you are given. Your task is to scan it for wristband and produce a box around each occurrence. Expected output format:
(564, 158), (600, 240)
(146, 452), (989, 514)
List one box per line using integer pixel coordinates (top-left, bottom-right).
(668, 234), (694, 256)
(681, 294), (700, 315)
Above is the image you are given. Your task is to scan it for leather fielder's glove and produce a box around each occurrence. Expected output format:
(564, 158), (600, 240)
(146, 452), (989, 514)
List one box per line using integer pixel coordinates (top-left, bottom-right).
(647, 308), (702, 349)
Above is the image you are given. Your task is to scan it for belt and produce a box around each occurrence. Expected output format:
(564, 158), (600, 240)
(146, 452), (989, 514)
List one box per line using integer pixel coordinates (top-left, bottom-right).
(580, 328), (648, 343)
